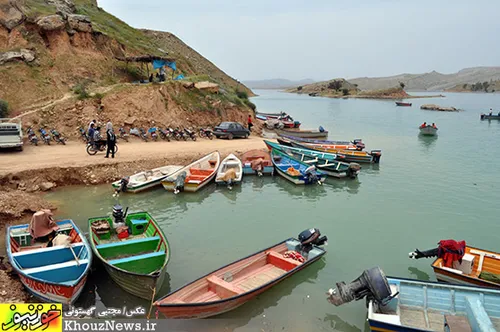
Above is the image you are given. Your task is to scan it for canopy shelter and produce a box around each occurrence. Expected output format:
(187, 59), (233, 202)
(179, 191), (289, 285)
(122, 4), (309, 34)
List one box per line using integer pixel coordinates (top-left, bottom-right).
(115, 55), (177, 80)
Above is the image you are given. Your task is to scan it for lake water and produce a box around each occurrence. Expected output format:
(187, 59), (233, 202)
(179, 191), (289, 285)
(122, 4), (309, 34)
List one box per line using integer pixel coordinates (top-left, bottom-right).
(45, 90), (500, 331)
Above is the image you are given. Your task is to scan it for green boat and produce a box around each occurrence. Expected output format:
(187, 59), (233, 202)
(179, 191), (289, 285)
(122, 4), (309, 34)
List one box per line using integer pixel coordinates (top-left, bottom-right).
(88, 208), (170, 300)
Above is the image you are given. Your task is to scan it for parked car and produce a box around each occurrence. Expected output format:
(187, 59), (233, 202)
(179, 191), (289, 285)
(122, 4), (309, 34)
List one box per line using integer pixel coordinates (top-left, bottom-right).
(213, 122), (250, 140)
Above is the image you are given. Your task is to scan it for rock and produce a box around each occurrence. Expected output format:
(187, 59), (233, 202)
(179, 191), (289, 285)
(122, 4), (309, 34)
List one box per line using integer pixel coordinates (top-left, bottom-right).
(0, 1), (25, 30)
(124, 116), (137, 125)
(0, 49), (35, 65)
(36, 15), (65, 31)
(420, 104), (459, 112)
(47, 0), (76, 16)
(182, 82), (195, 89)
(67, 14), (92, 32)
(39, 182), (55, 192)
(26, 184), (40, 193)
(194, 81), (219, 93)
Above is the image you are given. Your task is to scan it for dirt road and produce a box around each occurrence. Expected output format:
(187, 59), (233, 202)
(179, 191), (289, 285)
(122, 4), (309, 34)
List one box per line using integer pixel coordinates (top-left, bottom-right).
(0, 137), (267, 175)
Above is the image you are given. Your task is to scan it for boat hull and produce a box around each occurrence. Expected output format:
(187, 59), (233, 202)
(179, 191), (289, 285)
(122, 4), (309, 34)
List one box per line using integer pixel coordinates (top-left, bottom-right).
(290, 141), (380, 163)
(19, 273), (88, 304)
(112, 179), (163, 193)
(419, 126), (438, 136)
(162, 172), (216, 192)
(395, 102), (412, 107)
(275, 129), (328, 139)
(242, 166), (274, 175)
(275, 164), (327, 184)
(481, 114), (500, 120)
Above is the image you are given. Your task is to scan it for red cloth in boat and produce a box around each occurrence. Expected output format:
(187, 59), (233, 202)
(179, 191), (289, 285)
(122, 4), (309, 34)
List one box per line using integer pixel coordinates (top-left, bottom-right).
(438, 239), (466, 268)
(28, 210), (59, 239)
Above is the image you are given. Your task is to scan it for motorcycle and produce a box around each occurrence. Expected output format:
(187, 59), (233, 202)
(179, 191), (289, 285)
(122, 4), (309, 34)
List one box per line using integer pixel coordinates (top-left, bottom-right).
(27, 127), (38, 146)
(118, 127), (129, 142)
(38, 128), (51, 145)
(86, 140), (118, 155)
(78, 127), (89, 143)
(159, 128), (171, 141)
(51, 129), (66, 145)
(169, 127), (181, 141)
(139, 128), (149, 142)
(199, 127), (213, 140)
(148, 127), (158, 141)
(184, 128), (197, 141)
(174, 128), (187, 141)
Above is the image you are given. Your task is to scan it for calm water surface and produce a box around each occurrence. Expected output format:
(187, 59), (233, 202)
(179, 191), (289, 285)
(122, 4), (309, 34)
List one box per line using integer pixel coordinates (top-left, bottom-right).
(45, 91), (500, 331)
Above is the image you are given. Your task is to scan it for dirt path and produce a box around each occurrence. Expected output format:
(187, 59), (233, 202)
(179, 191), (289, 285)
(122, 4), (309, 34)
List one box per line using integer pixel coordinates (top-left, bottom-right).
(0, 137), (266, 175)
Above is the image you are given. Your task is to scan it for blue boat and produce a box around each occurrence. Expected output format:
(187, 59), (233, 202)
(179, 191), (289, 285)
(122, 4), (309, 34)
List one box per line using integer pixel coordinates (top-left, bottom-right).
(278, 134), (365, 150)
(328, 267), (500, 332)
(6, 212), (92, 304)
(270, 148), (326, 185)
(264, 140), (361, 179)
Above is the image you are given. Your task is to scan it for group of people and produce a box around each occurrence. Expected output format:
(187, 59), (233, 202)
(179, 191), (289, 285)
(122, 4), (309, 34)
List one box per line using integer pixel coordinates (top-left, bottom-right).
(420, 122), (437, 129)
(87, 119), (117, 158)
(488, 108), (500, 116)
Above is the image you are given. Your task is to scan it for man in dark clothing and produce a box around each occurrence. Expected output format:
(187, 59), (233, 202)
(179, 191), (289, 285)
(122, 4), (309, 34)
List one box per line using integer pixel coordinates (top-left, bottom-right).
(105, 124), (116, 158)
(88, 123), (96, 148)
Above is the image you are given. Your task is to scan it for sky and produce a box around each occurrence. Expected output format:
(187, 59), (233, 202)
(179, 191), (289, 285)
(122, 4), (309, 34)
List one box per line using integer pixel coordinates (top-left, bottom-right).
(98, 0), (500, 81)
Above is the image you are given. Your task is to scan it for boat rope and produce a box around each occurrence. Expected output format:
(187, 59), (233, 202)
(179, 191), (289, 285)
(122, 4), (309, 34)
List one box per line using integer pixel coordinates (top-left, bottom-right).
(147, 286), (156, 319)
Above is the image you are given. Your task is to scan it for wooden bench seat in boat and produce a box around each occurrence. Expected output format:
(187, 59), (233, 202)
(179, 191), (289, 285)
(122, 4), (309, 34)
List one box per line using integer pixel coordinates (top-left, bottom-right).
(107, 251), (165, 274)
(206, 275), (245, 299)
(445, 315), (472, 332)
(190, 168), (213, 176)
(22, 259), (89, 275)
(267, 251), (302, 271)
(12, 243), (85, 269)
(96, 236), (160, 259)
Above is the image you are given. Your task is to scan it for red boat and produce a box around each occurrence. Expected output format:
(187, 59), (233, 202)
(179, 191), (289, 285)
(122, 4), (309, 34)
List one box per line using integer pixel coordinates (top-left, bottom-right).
(395, 102), (412, 107)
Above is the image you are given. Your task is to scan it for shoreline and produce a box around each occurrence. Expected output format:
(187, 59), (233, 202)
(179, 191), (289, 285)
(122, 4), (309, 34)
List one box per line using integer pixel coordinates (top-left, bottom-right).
(289, 92), (444, 100)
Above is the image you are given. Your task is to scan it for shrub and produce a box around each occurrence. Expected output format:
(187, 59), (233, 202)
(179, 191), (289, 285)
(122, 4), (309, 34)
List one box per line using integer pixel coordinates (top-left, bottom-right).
(244, 100), (256, 111)
(399, 81), (405, 89)
(342, 88), (349, 96)
(297, 86), (303, 91)
(328, 80), (342, 91)
(73, 82), (90, 100)
(236, 90), (248, 100)
(0, 99), (9, 118)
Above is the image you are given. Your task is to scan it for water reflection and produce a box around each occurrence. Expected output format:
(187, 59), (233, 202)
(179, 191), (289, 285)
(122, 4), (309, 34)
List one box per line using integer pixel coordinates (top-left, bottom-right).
(323, 313), (363, 332)
(325, 178), (361, 195)
(417, 134), (438, 151)
(274, 176), (328, 199)
(407, 267), (431, 281)
(215, 184), (243, 202)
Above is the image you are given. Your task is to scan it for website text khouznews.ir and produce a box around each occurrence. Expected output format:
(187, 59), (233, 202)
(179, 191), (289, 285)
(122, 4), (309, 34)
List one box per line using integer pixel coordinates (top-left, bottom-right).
(64, 320), (157, 332)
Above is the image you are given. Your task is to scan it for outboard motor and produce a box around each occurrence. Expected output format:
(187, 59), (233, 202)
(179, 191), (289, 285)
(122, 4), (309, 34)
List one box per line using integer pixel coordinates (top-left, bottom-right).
(173, 171), (187, 194)
(347, 163), (361, 179)
(370, 150), (382, 163)
(298, 228), (327, 252)
(112, 204), (127, 229)
(326, 267), (396, 307)
(353, 139), (365, 151)
(118, 177), (129, 193)
(304, 166), (321, 185)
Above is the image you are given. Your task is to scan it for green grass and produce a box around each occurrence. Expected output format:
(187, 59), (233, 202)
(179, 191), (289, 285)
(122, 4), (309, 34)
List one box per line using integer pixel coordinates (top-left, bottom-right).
(23, 0), (58, 19)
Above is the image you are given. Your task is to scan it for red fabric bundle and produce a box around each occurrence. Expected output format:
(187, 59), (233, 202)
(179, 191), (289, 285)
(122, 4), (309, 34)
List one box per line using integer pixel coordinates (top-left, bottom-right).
(438, 239), (466, 268)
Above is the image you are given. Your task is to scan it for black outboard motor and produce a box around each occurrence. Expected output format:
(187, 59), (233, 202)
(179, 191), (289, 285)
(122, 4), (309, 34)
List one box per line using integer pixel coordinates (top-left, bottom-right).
(118, 177), (129, 193)
(173, 171), (187, 194)
(304, 166), (321, 185)
(353, 139), (365, 151)
(326, 267), (396, 307)
(112, 204), (128, 228)
(370, 150), (382, 163)
(298, 228), (327, 252)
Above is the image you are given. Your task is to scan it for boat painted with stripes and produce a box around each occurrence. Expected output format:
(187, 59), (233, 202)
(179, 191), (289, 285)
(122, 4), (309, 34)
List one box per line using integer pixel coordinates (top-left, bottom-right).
(241, 150), (274, 176)
(271, 148), (326, 185)
(88, 211), (170, 300)
(7, 216), (92, 304)
(289, 141), (382, 164)
(278, 135), (364, 149)
(274, 129), (329, 139)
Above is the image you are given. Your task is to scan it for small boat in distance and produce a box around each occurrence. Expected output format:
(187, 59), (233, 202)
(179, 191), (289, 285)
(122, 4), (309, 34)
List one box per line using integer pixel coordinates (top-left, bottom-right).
(112, 165), (183, 193)
(275, 128), (328, 139)
(241, 149), (274, 176)
(327, 267), (500, 332)
(419, 124), (438, 136)
(154, 228), (327, 319)
(88, 208), (170, 300)
(271, 148), (326, 185)
(215, 154), (243, 188)
(7, 211), (92, 304)
(481, 113), (500, 120)
(396, 102), (412, 107)
(161, 151), (220, 193)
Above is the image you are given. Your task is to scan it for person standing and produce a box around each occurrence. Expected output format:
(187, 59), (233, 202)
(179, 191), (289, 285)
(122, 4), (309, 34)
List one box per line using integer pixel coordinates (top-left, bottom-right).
(105, 123), (116, 158)
(88, 123), (96, 148)
(247, 115), (253, 132)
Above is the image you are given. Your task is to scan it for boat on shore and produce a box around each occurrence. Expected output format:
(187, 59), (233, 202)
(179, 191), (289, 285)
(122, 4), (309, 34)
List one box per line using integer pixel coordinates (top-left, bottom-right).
(327, 267), (500, 332)
(154, 228), (327, 319)
(7, 211), (92, 304)
(256, 111), (288, 119)
(395, 102), (412, 107)
(271, 148), (326, 185)
(215, 154), (243, 187)
(481, 113), (500, 120)
(290, 141), (382, 163)
(112, 165), (183, 193)
(241, 150), (274, 176)
(265, 140), (360, 179)
(278, 135), (364, 149)
(419, 125), (438, 136)
(161, 151), (220, 193)
(275, 128), (328, 139)
(88, 209), (170, 300)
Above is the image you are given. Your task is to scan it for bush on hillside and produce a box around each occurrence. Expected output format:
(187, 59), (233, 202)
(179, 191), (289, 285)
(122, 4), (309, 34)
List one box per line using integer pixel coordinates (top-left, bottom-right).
(73, 81), (90, 100)
(0, 99), (9, 118)
(297, 86), (303, 91)
(328, 80), (342, 91)
(342, 88), (349, 96)
(236, 90), (249, 100)
(244, 100), (256, 111)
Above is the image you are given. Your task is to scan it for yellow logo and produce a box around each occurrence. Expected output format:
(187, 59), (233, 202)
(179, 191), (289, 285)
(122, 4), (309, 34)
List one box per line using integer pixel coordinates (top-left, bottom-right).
(0, 304), (62, 332)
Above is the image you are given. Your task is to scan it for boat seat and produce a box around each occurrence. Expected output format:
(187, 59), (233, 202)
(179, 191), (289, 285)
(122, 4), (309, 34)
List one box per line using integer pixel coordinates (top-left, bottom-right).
(108, 250), (165, 266)
(465, 297), (495, 332)
(96, 236), (160, 259)
(12, 243), (83, 257)
(267, 251), (301, 271)
(23, 259), (89, 275)
(206, 275), (245, 299)
(445, 315), (472, 332)
(225, 161), (240, 166)
(96, 236), (159, 250)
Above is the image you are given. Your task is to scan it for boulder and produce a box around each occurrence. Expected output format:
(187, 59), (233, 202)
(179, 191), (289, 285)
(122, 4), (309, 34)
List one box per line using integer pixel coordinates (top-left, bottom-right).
(420, 104), (458, 112)
(36, 15), (65, 31)
(47, 0), (76, 16)
(194, 81), (219, 93)
(67, 14), (92, 32)
(39, 182), (56, 192)
(0, 1), (25, 30)
(0, 48), (35, 65)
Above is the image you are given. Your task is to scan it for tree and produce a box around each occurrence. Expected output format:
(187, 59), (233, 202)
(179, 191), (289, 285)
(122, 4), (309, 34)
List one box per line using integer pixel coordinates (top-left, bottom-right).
(342, 88), (349, 96)
(297, 86), (303, 91)
(462, 84), (468, 89)
(0, 99), (9, 118)
(328, 80), (342, 91)
(399, 82), (405, 89)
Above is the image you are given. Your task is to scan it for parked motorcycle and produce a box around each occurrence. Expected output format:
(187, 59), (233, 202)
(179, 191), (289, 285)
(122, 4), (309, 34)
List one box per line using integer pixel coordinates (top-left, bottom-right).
(169, 127), (181, 141)
(78, 127), (88, 143)
(139, 128), (149, 142)
(184, 128), (197, 141)
(51, 129), (66, 145)
(38, 128), (51, 145)
(148, 127), (158, 141)
(159, 128), (171, 141)
(27, 127), (38, 146)
(86, 140), (118, 155)
(199, 127), (213, 140)
(118, 127), (129, 142)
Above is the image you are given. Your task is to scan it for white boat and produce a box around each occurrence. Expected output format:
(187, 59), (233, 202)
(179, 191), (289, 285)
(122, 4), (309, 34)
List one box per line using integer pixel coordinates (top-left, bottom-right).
(419, 125), (438, 136)
(215, 154), (243, 187)
(161, 152), (220, 193)
(112, 165), (183, 193)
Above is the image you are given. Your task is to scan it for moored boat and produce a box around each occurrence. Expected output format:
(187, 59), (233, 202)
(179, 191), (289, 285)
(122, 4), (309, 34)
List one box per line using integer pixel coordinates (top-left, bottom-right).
(154, 228), (327, 319)
(112, 165), (183, 193)
(215, 153), (243, 187)
(396, 102), (412, 106)
(480, 113), (500, 120)
(409, 240), (500, 289)
(271, 148), (326, 185)
(290, 141), (382, 164)
(241, 149), (274, 176)
(264, 140), (360, 179)
(88, 208), (170, 300)
(256, 111), (288, 119)
(327, 267), (500, 332)
(161, 151), (220, 193)
(278, 135), (364, 150)
(7, 210), (92, 304)
(419, 125), (438, 136)
(275, 128), (329, 139)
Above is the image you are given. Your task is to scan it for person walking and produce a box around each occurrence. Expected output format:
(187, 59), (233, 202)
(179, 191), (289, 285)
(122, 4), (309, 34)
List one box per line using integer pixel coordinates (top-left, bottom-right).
(105, 122), (116, 158)
(247, 115), (253, 132)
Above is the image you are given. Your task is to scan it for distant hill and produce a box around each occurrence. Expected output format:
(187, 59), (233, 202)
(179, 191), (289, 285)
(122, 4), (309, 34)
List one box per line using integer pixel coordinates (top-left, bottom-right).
(446, 80), (500, 93)
(243, 78), (315, 89)
(350, 67), (500, 91)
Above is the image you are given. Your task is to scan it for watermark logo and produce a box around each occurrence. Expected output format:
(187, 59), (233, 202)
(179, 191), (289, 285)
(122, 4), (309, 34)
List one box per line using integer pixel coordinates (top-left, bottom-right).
(1, 303), (62, 332)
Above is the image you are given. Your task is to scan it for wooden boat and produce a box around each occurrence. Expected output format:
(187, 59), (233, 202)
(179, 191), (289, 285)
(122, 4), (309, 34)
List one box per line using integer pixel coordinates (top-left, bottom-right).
(278, 135), (359, 151)
(161, 151), (220, 193)
(328, 268), (500, 332)
(275, 128), (328, 139)
(7, 213), (92, 304)
(278, 134), (364, 149)
(419, 125), (438, 136)
(481, 113), (500, 120)
(88, 211), (170, 300)
(241, 149), (274, 176)
(265, 140), (360, 179)
(215, 154), (243, 186)
(395, 102), (412, 106)
(290, 141), (382, 164)
(271, 148), (326, 185)
(111, 165), (183, 193)
(154, 228), (328, 318)
(256, 111), (288, 119)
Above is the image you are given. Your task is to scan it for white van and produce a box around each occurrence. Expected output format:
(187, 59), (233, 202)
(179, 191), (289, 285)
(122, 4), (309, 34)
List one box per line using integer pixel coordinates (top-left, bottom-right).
(0, 118), (23, 151)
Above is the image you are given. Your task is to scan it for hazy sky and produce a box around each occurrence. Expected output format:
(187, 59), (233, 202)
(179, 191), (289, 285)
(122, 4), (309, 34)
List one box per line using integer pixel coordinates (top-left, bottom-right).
(98, 0), (500, 81)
